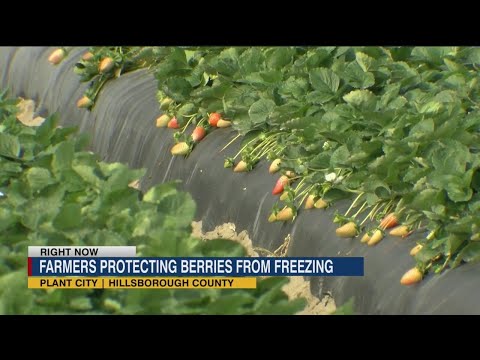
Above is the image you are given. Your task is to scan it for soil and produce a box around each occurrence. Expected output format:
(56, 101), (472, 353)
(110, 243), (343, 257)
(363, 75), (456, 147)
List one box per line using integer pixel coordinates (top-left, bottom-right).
(191, 221), (336, 315)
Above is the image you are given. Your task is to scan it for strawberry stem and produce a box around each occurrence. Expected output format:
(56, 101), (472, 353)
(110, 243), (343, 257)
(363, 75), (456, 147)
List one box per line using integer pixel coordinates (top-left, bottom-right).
(297, 184), (315, 207)
(232, 135), (261, 159)
(360, 202), (380, 226)
(352, 201), (368, 219)
(180, 115), (197, 134)
(344, 192), (365, 217)
(256, 141), (278, 160)
(438, 254), (451, 273)
(220, 133), (242, 153)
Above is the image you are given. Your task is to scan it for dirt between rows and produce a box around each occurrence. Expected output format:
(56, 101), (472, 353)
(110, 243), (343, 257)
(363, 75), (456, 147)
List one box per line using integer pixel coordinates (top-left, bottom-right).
(191, 221), (336, 315)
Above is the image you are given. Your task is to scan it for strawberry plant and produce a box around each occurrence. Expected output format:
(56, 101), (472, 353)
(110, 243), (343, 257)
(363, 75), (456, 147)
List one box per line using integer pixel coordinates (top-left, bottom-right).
(0, 90), (306, 314)
(68, 46), (480, 285)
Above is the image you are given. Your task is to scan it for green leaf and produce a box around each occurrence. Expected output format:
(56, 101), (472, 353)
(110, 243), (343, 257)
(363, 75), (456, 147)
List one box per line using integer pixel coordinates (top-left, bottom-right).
(408, 118), (434, 139)
(330, 145), (350, 167)
(265, 47), (294, 69)
(454, 242), (480, 266)
(248, 99), (276, 125)
(333, 297), (355, 315)
(205, 293), (254, 315)
(309, 152), (331, 169)
(53, 203), (82, 230)
(409, 188), (446, 211)
(101, 163), (145, 193)
(0, 133), (21, 158)
(25, 167), (55, 193)
(0, 206), (17, 232)
(52, 141), (74, 174)
(343, 90), (377, 111)
(322, 188), (351, 202)
(143, 182), (180, 204)
(309, 68), (340, 102)
(429, 173), (473, 202)
(431, 141), (469, 174)
(19, 185), (65, 230)
(35, 114), (58, 145)
(355, 52), (376, 72)
(72, 164), (103, 189)
(279, 77), (309, 100)
(201, 239), (247, 257)
(342, 62), (375, 89)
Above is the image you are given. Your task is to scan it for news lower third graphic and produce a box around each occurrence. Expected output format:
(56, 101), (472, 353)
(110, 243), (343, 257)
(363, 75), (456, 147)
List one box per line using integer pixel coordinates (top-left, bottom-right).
(27, 246), (364, 289)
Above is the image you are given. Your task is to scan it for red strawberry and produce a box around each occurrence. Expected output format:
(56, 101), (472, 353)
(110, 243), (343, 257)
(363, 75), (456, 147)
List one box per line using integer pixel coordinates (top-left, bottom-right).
(99, 57), (115, 73)
(167, 117), (179, 129)
(191, 126), (206, 142)
(400, 267), (423, 286)
(272, 175), (289, 195)
(48, 48), (66, 65)
(171, 142), (190, 156)
(208, 112), (222, 127)
(379, 213), (398, 229)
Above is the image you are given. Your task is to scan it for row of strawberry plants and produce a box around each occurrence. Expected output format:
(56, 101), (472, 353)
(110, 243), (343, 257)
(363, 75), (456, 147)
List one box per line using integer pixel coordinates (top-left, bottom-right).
(50, 46), (480, 286)
(0, 89), (305, 314)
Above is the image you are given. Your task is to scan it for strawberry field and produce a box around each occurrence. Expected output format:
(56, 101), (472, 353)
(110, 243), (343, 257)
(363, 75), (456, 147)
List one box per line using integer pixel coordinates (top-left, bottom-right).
(2, 46), (480, 314)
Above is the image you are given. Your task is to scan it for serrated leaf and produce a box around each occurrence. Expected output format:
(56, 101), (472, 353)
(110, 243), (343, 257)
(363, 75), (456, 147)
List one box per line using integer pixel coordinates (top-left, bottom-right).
(53, 203), (82, 230)
(143, 182), (180, 204)
(25, 167), (55, 193)
(248, 99), (276, 125)
(309, 68), (340, 99)
(0, 133), (21, 158)
(355, 52), (376, 72)
(52, 141), (74, 174)
(342, 62), (375, 89)
(343, 90), (377, 111)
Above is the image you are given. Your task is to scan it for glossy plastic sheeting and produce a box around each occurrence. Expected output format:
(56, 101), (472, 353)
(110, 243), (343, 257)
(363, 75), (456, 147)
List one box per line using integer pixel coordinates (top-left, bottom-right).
(1, 47), (479, 314)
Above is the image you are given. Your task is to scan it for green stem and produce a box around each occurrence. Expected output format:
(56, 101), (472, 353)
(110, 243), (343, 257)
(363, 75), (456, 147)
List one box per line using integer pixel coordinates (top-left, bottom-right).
(219, 133), (242, 153)
(232, 135), (261, 159)
(296, 184), (315, 206)
(369, 201), (387, 221)
(180, 115), (197, 134)
(344, 192), (365, 217)
(352, 201), (368, 219)
(291, 179), (307, 199)
(256, 142), (279, 160)
(360, 202), (380, 226)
